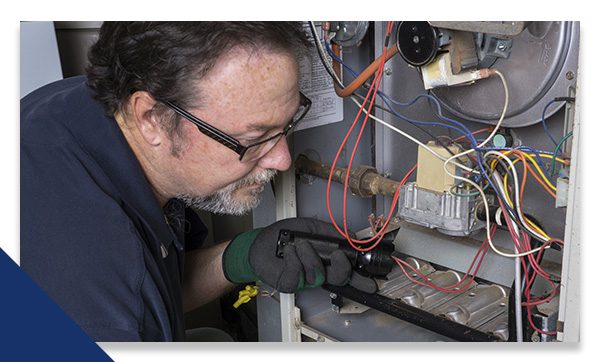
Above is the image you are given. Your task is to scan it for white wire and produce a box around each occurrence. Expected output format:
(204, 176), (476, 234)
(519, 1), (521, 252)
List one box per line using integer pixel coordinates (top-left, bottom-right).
(485, 151), (549, 241)
(350, 94), (540, 257)
(490, 172), (550, 256)
(514, 255), (524, 341)
(350, 69), (548, 258)
(438, 71), (551, 258)
(492, 169), (524, 341)
(442, 70), (508, 176)
(478, 71), (508, 148)
(349, 96), (477, 174)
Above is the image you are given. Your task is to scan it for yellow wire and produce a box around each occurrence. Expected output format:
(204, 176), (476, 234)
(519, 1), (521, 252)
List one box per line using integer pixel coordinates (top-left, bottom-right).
(535, 153), (568, 165)
(502, 171), (551, 240)
(486, 150), (558, 241)
(520, 153), (557, 191)
(503, 172), (512, 206)
(502, 151), (557, 192)
(526, 216), (551, 240)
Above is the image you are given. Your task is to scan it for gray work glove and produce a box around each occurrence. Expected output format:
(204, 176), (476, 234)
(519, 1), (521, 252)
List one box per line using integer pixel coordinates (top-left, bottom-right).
(222, 217), (377, 294)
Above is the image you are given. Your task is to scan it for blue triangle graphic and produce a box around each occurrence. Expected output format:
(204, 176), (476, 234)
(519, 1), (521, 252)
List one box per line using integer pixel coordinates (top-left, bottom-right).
(0, 247), (113, 361)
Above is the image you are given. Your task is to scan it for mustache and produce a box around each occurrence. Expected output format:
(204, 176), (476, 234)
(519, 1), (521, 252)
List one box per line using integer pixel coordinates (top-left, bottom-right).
(175, 168), (278, 216)
(233, 168), (278, 189)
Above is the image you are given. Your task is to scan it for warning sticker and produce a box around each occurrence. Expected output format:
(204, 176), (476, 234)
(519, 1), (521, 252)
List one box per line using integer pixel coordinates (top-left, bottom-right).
(295, 22), (344, 132)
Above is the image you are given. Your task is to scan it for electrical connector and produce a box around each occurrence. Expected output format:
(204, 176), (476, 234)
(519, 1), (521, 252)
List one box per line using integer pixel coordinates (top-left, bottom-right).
(421, 52), (495, 90)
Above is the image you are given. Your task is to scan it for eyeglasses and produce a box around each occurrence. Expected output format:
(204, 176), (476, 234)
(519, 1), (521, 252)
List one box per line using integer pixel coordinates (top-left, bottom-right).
(162, 92), (311, 162)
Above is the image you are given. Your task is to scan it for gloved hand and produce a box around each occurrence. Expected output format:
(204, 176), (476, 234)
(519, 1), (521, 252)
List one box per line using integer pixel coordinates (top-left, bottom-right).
(222, 217), (377, 294)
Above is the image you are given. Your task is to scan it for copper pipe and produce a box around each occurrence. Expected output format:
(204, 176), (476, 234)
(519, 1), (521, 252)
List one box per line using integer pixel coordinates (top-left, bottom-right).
(295, 154), (400, 198)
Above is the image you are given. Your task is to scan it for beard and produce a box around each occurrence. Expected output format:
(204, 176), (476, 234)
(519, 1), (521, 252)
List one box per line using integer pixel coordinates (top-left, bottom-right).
(176, 168), (277, 216)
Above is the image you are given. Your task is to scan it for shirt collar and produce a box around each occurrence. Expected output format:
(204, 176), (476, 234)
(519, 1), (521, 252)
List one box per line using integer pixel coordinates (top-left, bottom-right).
(66, 77), (176, 249)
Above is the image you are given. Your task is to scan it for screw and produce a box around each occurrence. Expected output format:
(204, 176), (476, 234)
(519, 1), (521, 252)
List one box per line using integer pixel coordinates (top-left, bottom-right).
(344, 320), (352, 327)
(531, 332), (541, 342)
(566, 71), (575, 80)
(329, 293), (337, 299)
(497, 43), (507, 51)
(384, 68), (393, 76)
(316, 336), (325, 342)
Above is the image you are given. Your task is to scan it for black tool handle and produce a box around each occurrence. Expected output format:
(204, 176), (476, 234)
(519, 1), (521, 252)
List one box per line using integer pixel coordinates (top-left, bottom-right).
(276, 229), (394, 277)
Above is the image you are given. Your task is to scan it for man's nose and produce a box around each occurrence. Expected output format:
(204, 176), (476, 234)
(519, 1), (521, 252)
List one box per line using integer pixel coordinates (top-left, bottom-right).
(257, 137), (292, 171)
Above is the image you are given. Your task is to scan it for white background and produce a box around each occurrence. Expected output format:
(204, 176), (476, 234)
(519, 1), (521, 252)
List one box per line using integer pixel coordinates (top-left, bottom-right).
(3, 1), (596, 360)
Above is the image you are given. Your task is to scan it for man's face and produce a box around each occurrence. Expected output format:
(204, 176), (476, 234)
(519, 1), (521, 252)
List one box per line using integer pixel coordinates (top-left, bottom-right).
(163, 47), (301, 215)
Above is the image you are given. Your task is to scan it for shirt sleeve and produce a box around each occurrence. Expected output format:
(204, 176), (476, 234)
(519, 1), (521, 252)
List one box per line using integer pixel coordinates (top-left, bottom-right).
(21, 139), (146, 341)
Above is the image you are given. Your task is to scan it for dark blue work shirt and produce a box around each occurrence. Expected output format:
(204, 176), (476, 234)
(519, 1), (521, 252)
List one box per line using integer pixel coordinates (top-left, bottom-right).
(20, 76), (207, 341)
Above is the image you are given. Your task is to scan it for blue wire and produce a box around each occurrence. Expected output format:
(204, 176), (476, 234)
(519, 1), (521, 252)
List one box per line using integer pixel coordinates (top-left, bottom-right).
(378, 92), (478, 145)
(324, 40), (359, 78)
(516, 145), (554, 181)
(540, 99), (562, 147)
(324, 38), (549, 211)
(472, 144), (554, 185)
(324, 40), (479, 146)
(378, 94), (474, 141)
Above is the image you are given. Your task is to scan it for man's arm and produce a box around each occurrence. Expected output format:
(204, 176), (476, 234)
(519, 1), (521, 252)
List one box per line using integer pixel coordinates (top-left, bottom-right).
(182, 241), (235, 312)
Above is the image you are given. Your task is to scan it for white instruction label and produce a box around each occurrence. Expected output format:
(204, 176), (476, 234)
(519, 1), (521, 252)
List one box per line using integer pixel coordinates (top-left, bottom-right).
(295, 22), (344, 132)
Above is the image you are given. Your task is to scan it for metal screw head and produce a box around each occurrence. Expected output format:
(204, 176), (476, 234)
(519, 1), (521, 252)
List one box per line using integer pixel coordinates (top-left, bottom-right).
(497, 43), (507, 51)
(384, 68), (393, 76)
(344, 320), (352, 327)
(531, 332), (541, 342)
(329, 293), (337, 299)
(566, 71), (575, 80)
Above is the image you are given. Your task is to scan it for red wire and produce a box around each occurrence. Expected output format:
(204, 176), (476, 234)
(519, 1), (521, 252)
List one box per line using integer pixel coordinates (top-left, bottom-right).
(501, 198), (565, 335)
(340, 164), (413, 253)
(341, 59), (386, 239)
(324, 21), (568, 337)
(325, 46), (381, 237)
(326, 21), (396, 252)
(392, 224), (497, 294)
(341, 27), (391, 240)
(521, 238), (564, 335)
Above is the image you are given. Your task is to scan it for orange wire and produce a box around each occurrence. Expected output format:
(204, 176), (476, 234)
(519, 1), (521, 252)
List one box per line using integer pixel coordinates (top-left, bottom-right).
(503, 149), (556, 198)
(331, 44), (398, 97)
(452, 126), (494, 142)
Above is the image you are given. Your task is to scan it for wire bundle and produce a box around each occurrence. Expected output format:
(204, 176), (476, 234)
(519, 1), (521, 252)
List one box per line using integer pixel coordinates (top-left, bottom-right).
(311, 21), (571, 337)
(325, 21), (397, 252)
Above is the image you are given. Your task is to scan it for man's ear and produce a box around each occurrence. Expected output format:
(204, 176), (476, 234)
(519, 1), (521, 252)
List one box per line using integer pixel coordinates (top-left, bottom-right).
(128, 91), (164, 147)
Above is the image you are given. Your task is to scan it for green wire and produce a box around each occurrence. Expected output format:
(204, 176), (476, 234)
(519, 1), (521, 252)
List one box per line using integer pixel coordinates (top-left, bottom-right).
(550, 131), (573, 177)
(449, 182), (490, 197)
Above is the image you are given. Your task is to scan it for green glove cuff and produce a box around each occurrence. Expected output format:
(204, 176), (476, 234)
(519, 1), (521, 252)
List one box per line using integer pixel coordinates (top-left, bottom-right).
(222, 228), (263, 284)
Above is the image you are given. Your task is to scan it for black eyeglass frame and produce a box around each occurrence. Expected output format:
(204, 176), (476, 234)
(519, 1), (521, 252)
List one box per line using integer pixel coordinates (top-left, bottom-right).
(162, 92), (312, 161)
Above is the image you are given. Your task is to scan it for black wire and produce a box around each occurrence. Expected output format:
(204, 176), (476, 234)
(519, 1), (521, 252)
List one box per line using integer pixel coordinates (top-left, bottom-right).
(352, 92), (460, 155)
(480, 160), (554, 251)
(493, 158), (518, 207)
(309, 20), (470, 162)
(313, 22), (465, 167)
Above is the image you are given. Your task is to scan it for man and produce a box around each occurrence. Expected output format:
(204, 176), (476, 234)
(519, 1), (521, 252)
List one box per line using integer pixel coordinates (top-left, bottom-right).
(21, 22), (374, 342)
